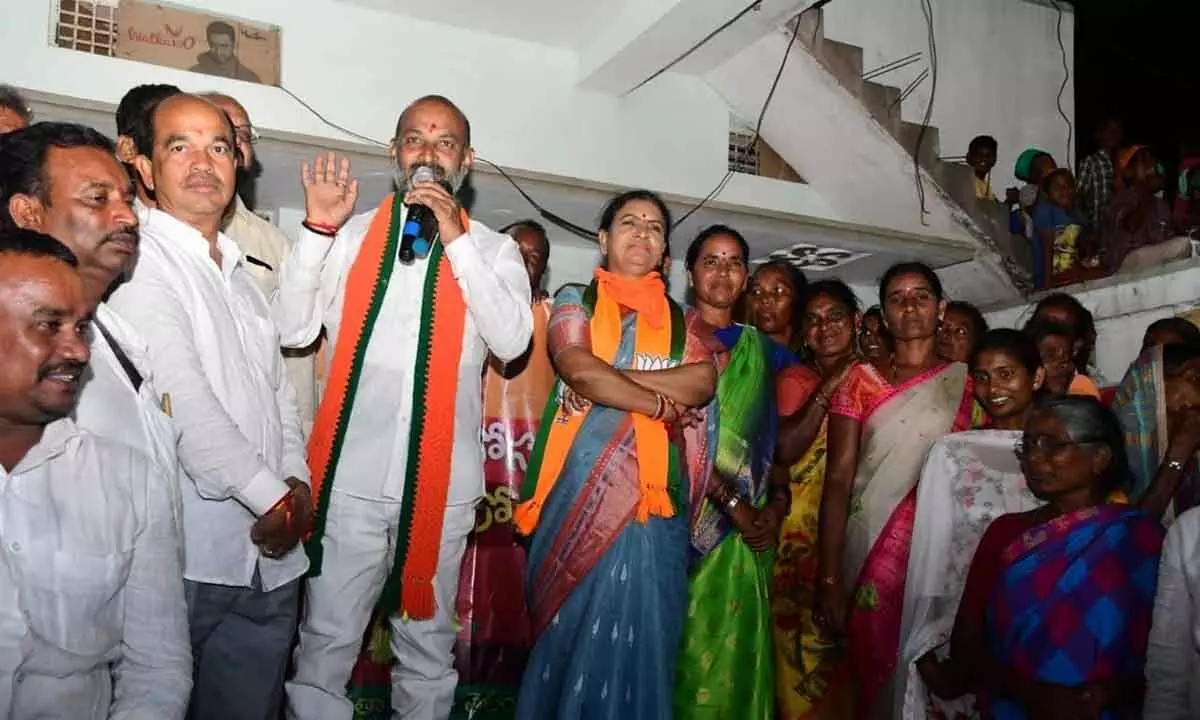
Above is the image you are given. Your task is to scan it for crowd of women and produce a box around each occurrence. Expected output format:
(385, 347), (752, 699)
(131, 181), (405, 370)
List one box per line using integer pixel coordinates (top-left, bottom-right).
(508, 187), (1200, 720)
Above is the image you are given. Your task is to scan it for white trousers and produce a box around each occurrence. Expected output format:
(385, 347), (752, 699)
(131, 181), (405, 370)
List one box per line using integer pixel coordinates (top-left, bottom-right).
(286, 489), (477, 720)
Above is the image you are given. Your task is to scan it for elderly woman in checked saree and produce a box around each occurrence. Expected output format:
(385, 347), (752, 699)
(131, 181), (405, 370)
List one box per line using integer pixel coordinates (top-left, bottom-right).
(814, 262), (977, 719)
(770, 279), (863, 719)
(896, 329), (1046, 719)
(950, 395), (1163, 719)
(671, 226), (791, 719)
(513, 190), (717, 720)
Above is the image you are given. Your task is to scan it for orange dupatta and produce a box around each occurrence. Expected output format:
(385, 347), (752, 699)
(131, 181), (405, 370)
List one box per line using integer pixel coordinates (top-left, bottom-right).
(515, 269), (677, 533)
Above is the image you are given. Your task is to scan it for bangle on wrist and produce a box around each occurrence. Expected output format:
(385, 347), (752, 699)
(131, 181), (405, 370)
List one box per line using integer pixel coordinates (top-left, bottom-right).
(302, 219), (339, 237)
(1166, 457), (1187, 472)
(650, 392), (665, 421)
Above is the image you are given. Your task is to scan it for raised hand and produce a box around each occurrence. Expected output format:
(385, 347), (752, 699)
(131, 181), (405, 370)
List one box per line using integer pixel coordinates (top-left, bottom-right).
(301, 152), (359, 231)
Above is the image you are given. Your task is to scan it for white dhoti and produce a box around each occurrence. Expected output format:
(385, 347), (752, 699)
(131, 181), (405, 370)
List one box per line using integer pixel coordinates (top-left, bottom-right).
(286, 489), (477, 720)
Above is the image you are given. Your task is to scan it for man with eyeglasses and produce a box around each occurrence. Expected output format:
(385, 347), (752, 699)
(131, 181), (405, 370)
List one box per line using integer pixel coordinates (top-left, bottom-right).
(202, 92), (319, 436)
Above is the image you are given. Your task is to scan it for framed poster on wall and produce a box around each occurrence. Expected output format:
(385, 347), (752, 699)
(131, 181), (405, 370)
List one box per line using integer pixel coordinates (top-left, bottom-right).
(114, 1), (280, 86)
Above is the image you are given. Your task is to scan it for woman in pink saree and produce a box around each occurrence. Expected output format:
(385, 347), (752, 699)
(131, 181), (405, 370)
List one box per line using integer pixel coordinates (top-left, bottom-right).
(813, 262), (977, 719)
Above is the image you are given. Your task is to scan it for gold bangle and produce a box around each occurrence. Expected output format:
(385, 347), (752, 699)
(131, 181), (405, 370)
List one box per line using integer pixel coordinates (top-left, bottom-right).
(649, 392), (665, 421)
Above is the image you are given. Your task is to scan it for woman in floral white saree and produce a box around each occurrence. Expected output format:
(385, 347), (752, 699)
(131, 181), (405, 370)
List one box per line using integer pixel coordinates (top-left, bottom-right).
(896, 329), (1047, 718)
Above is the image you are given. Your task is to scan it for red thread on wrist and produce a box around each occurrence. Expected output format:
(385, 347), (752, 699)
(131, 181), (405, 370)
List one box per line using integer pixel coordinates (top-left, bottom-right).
(302, 220), (339, 237)
(267, 490), (295, 533)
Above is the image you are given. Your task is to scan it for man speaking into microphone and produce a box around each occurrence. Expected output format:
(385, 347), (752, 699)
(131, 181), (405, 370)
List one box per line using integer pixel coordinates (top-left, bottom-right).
(279, 95), (533, 720)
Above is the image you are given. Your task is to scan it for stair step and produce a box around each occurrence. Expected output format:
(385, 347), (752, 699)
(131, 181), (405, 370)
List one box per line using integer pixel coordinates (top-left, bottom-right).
(817, 39), (864, 96)
(861, 81), (901, 136)
(898, 121), (940, 171)
(793, 7), (824, 50)
(934, 162), (979, 207)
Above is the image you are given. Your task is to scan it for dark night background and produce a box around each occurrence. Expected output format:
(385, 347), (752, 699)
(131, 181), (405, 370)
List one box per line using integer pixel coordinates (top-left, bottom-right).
(1071, 0), (1200, 191)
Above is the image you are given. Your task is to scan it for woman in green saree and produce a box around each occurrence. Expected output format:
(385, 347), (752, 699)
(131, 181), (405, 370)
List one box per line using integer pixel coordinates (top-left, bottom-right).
(674, 226), (789, 719)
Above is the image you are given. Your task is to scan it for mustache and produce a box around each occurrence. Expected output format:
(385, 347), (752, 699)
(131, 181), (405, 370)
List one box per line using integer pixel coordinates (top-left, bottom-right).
(184, 172), (222, 189)
(103, 226), (139, 246)
(394, 163), (466, 193)
(408, 163), (448, 182)
(37, 361), (87, 382)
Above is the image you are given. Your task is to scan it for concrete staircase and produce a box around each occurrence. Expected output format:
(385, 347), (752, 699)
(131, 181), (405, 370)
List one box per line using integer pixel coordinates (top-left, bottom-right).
(793, 8), (1032, 291)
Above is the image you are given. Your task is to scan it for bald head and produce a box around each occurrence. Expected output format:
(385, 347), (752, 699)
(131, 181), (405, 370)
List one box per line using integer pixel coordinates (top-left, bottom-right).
(395, 95), (471, 147)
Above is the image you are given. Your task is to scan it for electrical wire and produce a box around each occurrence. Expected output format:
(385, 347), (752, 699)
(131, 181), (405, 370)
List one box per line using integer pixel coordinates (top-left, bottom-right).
(274, 2), (834, 238)
(673, 4), (814, 228)
(627, 0), (765, 95)
(912, 0), (938, 224)
(276, 82), (600, 238)
(1049, 0), (1073, 163)
(471, 157), (599, 241)
(276, 84), (388, 148)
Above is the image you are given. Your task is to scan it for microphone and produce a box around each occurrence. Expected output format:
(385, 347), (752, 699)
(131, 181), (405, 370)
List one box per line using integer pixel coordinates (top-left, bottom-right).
(398, 165), (447, 264)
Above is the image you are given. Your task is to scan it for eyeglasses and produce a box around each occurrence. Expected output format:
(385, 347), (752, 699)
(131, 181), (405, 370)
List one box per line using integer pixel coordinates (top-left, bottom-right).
(233, 124), (260, 145)
(1014, 434), (1098, 459)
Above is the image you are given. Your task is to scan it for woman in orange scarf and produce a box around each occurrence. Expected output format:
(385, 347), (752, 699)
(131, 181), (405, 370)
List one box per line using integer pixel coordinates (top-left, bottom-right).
(514, 190), (718, 719)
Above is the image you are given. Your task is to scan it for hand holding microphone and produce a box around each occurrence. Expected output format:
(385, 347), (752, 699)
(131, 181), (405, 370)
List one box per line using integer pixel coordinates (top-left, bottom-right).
(401, 166), (465, 263)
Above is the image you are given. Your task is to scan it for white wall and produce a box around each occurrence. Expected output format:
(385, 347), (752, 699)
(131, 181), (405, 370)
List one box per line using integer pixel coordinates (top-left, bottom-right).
(3, 0), (779, 215)
(824, 0), (1075, 190)
(984, 259), (1200, 384)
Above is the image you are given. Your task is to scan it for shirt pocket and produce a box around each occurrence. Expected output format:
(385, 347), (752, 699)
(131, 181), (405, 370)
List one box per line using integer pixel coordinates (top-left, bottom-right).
(12, 545), (133, 656)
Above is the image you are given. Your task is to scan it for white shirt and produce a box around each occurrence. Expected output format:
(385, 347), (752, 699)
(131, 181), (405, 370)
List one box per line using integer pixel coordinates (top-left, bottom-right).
(224, 197), (318, 437)
(74, 303), (184, 552)
(275, 206), (531, 505)
(108, 208), (310, 591)
(0, 419), (191, 719)
(1145, 506), (1200, 719)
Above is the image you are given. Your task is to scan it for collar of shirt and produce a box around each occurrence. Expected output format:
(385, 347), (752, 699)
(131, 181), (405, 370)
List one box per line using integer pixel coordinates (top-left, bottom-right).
(144, 207), (245, 281)
(3, 419), (77, 478)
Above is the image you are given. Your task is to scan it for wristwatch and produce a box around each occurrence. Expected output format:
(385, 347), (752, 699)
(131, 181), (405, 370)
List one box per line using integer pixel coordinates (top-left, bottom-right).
(724, 494), (742, 511)
(1166, 458), (1187, 472)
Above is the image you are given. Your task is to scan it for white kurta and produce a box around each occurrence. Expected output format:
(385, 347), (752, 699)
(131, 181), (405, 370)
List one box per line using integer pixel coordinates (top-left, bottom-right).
(274, 206), (532, 506)
(1145, 506), (1200, 719)
(75, 303), (184, 551)
(277, 203), (532, 720)
(224, 197), (319, 438)
(0, 419), (191, 719)
(108, 208), (309, 591)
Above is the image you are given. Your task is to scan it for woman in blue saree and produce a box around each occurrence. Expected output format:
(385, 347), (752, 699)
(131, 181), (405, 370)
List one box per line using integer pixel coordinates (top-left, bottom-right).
(951, 395), (1164, 719)
(514, 190), (718, 719)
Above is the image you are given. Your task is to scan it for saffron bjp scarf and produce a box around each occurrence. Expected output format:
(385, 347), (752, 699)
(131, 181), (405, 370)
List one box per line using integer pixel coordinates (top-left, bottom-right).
(515, 269), (684, 534)
(305, 193), (468, 620)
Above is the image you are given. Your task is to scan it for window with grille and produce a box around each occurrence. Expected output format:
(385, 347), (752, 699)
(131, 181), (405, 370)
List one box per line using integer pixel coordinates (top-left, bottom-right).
(55, 0), (119, 57)
(728, 131), (760, 175)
